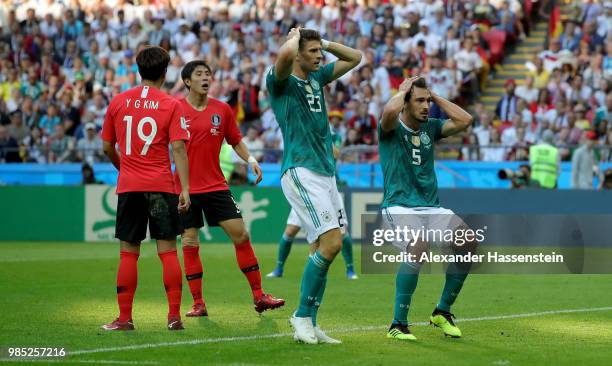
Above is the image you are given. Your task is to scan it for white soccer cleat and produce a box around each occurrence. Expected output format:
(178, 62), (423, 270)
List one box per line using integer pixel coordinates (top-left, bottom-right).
(314, 326), (342, 344)
(290, 314), (317, 344)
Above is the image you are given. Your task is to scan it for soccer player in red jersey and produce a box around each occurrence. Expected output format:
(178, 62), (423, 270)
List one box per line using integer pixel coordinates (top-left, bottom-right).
(176, 60), (285, 317)
(100, 46), (191, 331)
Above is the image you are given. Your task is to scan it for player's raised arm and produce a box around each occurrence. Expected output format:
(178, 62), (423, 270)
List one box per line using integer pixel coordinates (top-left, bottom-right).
(325, 41), (362, 81)
(380, 77), (419, 132)
(433, 92), (474, 137)
(233, 141), (263, 184)
(274, 27), (301, 81)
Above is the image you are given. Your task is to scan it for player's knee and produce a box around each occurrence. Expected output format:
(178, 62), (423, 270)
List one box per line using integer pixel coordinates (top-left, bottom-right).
(285, 225), (299, 239)
(232, 230), (250, 245)
(181, 228), (200, 247)
(182, 235), (200, 247)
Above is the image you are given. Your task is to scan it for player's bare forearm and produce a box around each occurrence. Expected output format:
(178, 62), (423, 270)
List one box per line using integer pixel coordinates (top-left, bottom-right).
(275, 29), (300, 81)
(433, 93), (473, 137)
(171, 140), (190, 193)
(103, 141), (120, 170)
(232, 141), (251, 162)
(327, 42), (362, 80)
(380, 90), (407, 132)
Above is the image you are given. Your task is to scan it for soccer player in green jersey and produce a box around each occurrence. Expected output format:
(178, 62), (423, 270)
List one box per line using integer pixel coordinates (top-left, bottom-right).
(266, 27), (361, 344)
(378, 77), (474, 341)
(267, 131), (357, 280)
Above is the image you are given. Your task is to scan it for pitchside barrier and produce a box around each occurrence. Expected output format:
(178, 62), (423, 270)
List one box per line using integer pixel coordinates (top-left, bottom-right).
(0, 186), (610, 242)
(2, 161), (612, 188)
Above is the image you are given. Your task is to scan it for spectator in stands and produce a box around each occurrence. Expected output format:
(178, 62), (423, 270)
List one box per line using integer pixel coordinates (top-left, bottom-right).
(600, 130), (612, 161)
(39, 103), (61, 136)
(482, 127), (505, 162)
(572, 130), (599, 189)
(7, 110), (29, 143)
(243, 126), (264, 162)
(427, 56), (455, 119)
(76, 123), (103, 165)
(495, 79), (519, 123)
(515, 76), (539, 105)
(48, 124), (74, 163)
(454, 37), (482, 104)
(22, 126), (47, 163)
(474, 111), (492, 146)
(347, 103), (377, 145)
(559, 20), (582, 52)
(0, 125), (20, 163)
(593, 92), (612, 128)
(566, 74), (593, 105)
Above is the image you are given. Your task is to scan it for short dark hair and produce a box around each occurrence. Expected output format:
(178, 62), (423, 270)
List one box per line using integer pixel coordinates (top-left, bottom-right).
(404, 77), (428, 102)
(298, 28), (322, 51)
(181, 60), (212, 89)
(136, 46), (170, 82)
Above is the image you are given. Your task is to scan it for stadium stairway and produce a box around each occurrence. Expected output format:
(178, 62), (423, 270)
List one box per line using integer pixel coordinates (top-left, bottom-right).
(480, 21), (548, 113)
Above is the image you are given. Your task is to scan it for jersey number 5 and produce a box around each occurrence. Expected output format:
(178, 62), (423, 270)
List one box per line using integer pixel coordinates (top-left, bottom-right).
(123, 115), (157, 155)
(412, 148), (421, 165)
(307, 94), (322, 113)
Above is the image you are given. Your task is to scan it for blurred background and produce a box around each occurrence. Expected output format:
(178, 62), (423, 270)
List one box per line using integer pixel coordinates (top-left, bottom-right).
(0, 0), (611, 189)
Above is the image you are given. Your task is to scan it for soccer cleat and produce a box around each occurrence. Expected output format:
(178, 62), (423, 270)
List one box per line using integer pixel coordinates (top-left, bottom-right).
(167, 316), (184, 331)
(101, 318), (135, 331)
(254, 293), (285, 313)
(314, 326), (342, 344)
(266, 268), (283, 278)
(346, 269), (359, 280)
(186, 302), (208, 317)
(387, 324), (417, 341)
(290, 314), (318, 344)
(430, 308), (462, 338)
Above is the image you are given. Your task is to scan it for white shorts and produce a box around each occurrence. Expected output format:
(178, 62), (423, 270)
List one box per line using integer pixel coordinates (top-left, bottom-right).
(281, 167), (347, 244)
(381, 206), (464, 251)
(286, 208), (302, 227)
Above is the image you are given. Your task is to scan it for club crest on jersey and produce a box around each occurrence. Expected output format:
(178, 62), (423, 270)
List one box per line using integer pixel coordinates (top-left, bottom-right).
(411, 135), (421, 147)
(211, 114), (221, 127)
(420, 132), (432, 148)
(311, 80), (320, 91)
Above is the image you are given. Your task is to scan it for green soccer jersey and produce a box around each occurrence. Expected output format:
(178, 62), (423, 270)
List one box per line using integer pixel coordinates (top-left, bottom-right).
(266, 62), (336, 177)
(378, 117), (447, 208)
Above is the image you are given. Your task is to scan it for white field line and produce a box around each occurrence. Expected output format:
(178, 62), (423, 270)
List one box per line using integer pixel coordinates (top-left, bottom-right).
(68, 306), (612, 356)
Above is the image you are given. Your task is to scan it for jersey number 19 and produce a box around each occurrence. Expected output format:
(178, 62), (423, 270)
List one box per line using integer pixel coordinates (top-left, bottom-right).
(123, 115), (158, 155)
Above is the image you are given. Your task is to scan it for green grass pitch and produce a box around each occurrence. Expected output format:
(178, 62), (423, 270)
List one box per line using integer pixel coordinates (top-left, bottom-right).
(1, 242), (611, 365)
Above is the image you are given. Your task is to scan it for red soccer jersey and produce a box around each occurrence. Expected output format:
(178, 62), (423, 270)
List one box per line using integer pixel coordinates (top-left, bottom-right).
(174, 97), (242, 194)
(101, 85), (189, 194)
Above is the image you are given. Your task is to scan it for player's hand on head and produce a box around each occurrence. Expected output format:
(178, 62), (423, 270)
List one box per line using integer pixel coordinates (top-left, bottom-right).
(399, 76), (419, 93)
(251, 161), (263, 185)
(178, 190), (191, 214)
(288, 27), (301, 41)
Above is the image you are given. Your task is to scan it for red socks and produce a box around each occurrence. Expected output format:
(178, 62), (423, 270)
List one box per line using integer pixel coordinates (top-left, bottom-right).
(234, 240), (264, 299)
(182, 246), (204, 305)
(117, 251), (139, 322)
(158, 250), (183, 319)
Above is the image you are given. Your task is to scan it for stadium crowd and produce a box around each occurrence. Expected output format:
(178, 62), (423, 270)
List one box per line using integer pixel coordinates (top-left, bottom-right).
(0, 0), (610, 166)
